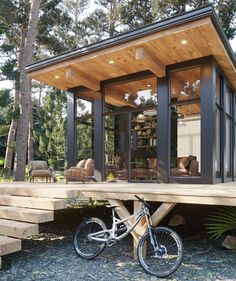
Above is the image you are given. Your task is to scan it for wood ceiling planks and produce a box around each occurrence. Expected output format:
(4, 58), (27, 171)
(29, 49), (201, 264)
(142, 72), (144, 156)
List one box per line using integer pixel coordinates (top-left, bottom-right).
(28, 16), (236, 92)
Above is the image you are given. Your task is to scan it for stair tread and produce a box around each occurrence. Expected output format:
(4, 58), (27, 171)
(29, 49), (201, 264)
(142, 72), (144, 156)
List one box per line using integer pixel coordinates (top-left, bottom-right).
(0, 206), (53, 223)
(0, 195), (67, 210)
(0, 235), (21, 256)
(0, 219), (37, 228)
(0, 219), (38, 238)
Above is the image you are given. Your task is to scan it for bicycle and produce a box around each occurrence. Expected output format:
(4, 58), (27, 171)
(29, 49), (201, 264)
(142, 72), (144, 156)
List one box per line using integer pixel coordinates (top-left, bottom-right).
(73, 195), (183, 278)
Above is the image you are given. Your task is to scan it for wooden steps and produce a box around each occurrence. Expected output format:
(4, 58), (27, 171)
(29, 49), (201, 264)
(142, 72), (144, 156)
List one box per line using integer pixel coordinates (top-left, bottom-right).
(0, 186), (80, 199)
(0, 185), (75, 269)
(0, 219), (38, 239)
(0, 206), (54, 223)
(0, 195), (67, 210)
(0, 236), (21, 256)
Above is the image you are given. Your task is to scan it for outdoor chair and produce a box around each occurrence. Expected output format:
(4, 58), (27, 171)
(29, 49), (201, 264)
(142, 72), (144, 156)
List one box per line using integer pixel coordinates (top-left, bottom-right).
(29, 160), (57, 183)
(64, 158), (94, 183)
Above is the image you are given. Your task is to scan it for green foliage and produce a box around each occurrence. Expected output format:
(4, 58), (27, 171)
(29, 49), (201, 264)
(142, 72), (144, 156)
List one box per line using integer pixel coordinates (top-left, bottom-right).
(33, 88), (66, 169)
(0, 89), (13, 157)
(106, 170), (117, 181)
(206, 207), (236, 239)
(216, 0), (236, 40)
(120, 0), (153, 30)
(0, 157), (4, 166)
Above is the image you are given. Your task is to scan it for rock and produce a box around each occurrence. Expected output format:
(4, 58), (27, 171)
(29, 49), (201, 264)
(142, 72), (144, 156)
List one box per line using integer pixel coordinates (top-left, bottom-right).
(221, 235), (236, 250)
(168, 214), (186, 226)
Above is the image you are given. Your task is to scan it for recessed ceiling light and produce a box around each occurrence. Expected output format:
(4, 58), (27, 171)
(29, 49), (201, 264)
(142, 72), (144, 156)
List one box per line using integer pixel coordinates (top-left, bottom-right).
(147, 84), (151, 87)
(181, 40), (188, 45)
(109, 60), (114, 64)
(55, 75), (60, 79)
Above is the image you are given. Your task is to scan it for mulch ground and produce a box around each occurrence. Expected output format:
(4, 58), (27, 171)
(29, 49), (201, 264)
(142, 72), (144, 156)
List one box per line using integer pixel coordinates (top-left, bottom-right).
(0, 205), (235, 281)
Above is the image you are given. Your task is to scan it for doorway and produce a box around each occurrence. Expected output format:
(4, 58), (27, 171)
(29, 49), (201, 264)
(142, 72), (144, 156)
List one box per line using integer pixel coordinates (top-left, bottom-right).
(104, 75), (158, 182)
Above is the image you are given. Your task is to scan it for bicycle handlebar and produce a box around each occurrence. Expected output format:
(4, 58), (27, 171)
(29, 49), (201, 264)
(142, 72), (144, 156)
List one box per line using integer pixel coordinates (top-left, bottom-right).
(134, 195), (152, 211)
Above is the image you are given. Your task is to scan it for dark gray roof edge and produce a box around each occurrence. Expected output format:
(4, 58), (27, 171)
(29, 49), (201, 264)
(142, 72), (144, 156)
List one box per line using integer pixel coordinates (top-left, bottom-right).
(26, 4), (236, 73)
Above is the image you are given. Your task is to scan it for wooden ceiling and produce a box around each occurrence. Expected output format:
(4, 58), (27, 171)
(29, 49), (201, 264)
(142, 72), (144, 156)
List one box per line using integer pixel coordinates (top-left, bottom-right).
(28, 16), (236, 93)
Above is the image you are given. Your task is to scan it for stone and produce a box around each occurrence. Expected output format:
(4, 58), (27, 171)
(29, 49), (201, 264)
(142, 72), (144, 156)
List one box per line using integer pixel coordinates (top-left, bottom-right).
(221, 235), (236, 250)
(168, 214), (186, 226)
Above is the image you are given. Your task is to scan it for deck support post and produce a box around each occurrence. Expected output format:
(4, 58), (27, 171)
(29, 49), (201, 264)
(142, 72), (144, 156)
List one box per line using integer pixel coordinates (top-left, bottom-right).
(107, 199), (177, 260)
(107, 199), (140, 258)
(151, 202), (177, 226)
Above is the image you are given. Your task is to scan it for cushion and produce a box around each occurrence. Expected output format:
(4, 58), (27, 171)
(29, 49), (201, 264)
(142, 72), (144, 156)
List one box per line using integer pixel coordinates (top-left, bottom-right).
(177, 157), (191, 169)
(76, 159), (86, 168)
(188, 160), (199, 176)
(84, 158), (94, 171)
(29, 161), (48, 170)
(32, 169), (52, 177)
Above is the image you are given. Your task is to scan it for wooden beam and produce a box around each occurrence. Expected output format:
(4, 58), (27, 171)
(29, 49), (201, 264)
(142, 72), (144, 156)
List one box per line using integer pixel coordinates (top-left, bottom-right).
(135, 46), (166, 77)
(66, 67), (100, 91)
(151, 203), (176, 227)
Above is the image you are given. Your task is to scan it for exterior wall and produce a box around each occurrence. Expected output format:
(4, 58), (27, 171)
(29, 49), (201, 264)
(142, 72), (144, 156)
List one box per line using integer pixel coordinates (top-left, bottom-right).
(67, 56), (236, 184)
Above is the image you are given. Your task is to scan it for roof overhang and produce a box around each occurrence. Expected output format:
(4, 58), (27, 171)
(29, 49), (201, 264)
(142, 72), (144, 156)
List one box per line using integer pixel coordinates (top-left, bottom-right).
(26, 5), (236, 91)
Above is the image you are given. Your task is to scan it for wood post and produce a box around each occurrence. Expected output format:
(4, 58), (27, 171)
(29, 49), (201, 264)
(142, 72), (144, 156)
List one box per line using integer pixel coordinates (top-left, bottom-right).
(107, 199), (177, 260)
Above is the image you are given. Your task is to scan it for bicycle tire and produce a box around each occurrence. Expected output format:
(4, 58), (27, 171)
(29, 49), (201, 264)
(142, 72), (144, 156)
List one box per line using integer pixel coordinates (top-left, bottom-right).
(138, 226), (183, 278)
(74, 217), (107, 260)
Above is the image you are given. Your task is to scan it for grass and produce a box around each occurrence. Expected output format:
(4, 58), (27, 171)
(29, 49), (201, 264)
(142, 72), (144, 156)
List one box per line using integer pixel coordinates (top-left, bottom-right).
(0, 177), (13, 182)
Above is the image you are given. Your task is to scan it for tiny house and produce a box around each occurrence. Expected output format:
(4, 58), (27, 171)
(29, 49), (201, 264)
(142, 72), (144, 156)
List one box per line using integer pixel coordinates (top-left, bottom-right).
(26, 5), (236, 184)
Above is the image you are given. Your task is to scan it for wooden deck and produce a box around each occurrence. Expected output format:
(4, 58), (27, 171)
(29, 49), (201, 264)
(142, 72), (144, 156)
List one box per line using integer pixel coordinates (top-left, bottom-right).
(0, 181), (236, 265)
(1, 181), (236, 206)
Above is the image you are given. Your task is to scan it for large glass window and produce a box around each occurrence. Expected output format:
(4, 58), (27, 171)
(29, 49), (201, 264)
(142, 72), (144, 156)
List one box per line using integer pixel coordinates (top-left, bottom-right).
(104, 76), (158, 181)
(215, 73), (221, 178)
(224, 85), (232, 178)
(76, 98), (94, 161)
(170, 67), (201, 177)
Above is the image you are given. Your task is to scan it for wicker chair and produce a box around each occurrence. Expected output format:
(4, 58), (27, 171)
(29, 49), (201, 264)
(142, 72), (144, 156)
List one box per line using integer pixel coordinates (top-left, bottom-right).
(64, 158), (94, 183)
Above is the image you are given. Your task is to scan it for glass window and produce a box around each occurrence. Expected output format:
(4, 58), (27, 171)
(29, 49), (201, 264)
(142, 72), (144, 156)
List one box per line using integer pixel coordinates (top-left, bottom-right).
(170, 67), (201, 177)
(171, 68), (200, 102)
(104, 77), (157, 112)
(224, 85), (233, 178)
(215, 73), (221, 178)
(104, 76), (158, 181)
(76, 99), (94, 160)
(225, 86), (231, 115)
(225, 117), (231, 177)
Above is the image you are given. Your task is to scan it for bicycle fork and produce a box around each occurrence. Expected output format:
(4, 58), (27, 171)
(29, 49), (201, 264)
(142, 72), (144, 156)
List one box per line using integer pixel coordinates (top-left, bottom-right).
(145, 213), (166, 256)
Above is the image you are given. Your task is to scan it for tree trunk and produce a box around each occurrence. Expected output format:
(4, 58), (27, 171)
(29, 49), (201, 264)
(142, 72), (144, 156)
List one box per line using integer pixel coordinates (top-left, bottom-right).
(15, 0), (42, 181)
(28, 97), (34, 162)
(4, 23), (27, 178)
(3, 89), (19, 177)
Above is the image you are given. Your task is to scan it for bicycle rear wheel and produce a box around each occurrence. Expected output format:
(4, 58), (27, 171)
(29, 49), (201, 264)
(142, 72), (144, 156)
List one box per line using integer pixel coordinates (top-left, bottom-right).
(138, 226), (183, 278)
(74, 217), (107, 260)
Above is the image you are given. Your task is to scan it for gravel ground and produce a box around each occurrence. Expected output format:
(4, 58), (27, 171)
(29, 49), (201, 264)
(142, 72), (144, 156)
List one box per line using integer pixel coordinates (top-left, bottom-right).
(0, 205), (235, 281)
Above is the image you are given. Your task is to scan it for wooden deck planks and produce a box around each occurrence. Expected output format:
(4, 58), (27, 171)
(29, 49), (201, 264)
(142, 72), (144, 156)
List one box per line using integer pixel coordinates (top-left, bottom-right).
(0, 195), (67, 210)
(0, 236), (21, 256)
(0, 206), (54, 224)
(0, 219), (38, 239)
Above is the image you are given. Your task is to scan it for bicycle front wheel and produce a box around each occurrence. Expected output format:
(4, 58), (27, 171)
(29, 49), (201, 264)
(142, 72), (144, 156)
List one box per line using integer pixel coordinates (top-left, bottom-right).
(74, 217), (107, 260)
(138, 226), (183, 278)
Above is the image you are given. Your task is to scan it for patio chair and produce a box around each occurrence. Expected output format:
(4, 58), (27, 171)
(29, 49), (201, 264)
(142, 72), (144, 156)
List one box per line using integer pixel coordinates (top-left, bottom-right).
(65, 158), (94, 183)
(29, 160), (57, 183)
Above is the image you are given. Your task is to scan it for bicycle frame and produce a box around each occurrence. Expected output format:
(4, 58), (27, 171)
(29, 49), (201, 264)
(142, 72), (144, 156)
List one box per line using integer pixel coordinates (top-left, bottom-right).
(88, 205), (152, 243)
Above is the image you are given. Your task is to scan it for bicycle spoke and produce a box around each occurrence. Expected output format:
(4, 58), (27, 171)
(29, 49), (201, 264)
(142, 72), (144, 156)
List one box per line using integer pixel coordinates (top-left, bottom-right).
(138, 227), (183, 278)
(74, 218), (107, 260)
